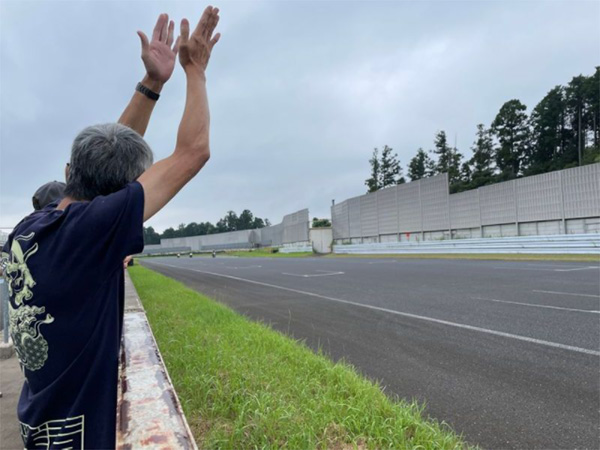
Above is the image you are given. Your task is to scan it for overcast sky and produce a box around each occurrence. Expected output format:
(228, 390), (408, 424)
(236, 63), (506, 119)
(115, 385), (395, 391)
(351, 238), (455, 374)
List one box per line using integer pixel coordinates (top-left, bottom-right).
(1, 0), (598, 233)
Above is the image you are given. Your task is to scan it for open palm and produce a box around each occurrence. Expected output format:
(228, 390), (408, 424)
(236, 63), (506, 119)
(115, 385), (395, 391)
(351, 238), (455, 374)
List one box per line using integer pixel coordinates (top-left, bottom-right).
(138, 14), (180, 84)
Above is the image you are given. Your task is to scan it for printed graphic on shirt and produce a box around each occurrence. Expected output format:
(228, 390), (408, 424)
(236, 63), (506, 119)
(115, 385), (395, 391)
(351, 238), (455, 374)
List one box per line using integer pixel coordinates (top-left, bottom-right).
(1, 233), (54, 371)
(20, 415), (85, 450)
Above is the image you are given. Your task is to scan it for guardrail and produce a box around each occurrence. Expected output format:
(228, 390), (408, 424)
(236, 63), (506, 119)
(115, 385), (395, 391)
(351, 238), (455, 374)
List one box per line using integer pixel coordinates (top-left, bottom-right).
(333, 234), (600, 255)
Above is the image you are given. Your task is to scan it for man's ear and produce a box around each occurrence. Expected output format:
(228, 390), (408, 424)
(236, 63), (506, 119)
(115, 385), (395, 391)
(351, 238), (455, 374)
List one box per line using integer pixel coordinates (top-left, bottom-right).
(65, 163), (70, 182)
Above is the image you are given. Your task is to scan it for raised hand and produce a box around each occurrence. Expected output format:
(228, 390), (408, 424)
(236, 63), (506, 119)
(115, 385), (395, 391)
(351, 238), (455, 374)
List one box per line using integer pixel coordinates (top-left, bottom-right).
(137, 13), (181, 84)
(179, 6), (221, 74)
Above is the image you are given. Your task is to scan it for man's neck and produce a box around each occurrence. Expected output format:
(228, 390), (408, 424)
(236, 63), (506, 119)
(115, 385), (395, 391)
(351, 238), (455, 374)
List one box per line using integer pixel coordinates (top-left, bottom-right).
(57, 196), (77, 211)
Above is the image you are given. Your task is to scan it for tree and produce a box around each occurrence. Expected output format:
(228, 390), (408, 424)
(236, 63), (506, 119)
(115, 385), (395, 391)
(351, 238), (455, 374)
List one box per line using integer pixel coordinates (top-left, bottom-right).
(215, 218), (228, 233)
(432, 130), (450, 173)
(365, 145), (405, 192)
(432, 131), (462, 187)
(237, 209), (254, 230)
(252, 217), (266, 229)
(491, 99), (530, 179)
(143, 226), (161, 245)
(468, 124), (496, 188)
(564, 73), (598, 167)
(365, 148), (380, 193)
(408, 148), (431, 180)
(223, 211), (239, 231)
(162, 227), (177, 239)
(312, 217), (332, 228)
(380, 145), (401, 188)
(586, 67), (600, 150)
(528, 87), (565, 174)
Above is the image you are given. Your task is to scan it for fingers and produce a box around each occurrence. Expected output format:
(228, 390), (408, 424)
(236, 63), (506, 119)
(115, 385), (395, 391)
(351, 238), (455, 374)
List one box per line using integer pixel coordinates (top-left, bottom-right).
(210, 32), (221, 49)
(166, 20), (175, 47)
(173, 36), (181, 55)
(180, 18), (190, 46)
(160, 14), (169, 42)
(137, 31), (149, 52)
(193, 5), (213, 37)
(206, 8), (220, 40)
(152, 13), (166, 42)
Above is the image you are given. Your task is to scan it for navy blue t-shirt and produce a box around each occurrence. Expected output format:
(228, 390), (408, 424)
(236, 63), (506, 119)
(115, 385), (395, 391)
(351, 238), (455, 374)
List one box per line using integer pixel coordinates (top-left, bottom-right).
(1, 181), (144, 449)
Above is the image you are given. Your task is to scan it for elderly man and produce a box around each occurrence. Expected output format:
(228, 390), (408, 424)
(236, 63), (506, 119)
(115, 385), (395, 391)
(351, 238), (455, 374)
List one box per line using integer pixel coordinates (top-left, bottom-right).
(0, 6), (220, 449)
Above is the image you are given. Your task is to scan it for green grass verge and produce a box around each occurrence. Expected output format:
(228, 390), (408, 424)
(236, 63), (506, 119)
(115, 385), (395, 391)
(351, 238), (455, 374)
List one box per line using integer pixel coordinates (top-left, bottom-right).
(129, 265), (471, 450)
(225, 248), (314, 258)
(326, 253), (600, 262)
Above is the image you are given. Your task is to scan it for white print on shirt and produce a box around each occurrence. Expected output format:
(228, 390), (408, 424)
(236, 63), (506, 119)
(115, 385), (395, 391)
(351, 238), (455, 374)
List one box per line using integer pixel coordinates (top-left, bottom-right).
(20, 415), (85, 449)
(1, 232), (54, 371)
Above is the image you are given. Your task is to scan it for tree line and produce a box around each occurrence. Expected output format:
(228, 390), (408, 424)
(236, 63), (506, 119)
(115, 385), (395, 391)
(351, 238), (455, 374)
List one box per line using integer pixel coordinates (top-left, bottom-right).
(365, 68), (599, 194)
(143, 209), (270, 245)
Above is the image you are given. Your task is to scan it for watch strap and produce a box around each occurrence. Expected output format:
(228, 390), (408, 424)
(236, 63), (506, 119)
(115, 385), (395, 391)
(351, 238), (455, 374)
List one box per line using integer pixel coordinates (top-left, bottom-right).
(136, 82), (160, 101)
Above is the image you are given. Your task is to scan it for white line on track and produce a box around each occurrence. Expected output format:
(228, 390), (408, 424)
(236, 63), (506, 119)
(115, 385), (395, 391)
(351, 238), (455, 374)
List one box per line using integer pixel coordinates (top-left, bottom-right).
(492, 266), (560, 272)
(281, 270), (345, 278)
(471, 296), (600, 314)
(491, 265), (599, 272)
(149, 262), (600, 357)
(532, 289), (600, 299)
(553, 266), (599, 272)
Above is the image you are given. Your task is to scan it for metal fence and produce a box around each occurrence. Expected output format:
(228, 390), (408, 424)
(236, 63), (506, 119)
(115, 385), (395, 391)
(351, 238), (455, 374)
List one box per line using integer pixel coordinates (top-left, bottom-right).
(156, 208), (310, 252)
(332, 164), (600, 243)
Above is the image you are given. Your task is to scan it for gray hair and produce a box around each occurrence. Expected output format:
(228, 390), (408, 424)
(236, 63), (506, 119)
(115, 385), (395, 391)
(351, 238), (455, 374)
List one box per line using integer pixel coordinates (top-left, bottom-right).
(64, 123), (153, 200)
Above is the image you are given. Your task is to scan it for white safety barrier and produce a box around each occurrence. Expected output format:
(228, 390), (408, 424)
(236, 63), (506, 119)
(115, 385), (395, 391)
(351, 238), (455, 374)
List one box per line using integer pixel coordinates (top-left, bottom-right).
(333, 234), (600, 255)
(279, 244), (313, 253)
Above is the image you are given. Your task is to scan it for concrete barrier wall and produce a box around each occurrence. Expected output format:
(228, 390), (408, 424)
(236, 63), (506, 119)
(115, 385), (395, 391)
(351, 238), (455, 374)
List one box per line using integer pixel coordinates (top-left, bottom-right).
(153, 208), (310, 252)
(332, 164), (600, 243)
(310, 228), (333, 254)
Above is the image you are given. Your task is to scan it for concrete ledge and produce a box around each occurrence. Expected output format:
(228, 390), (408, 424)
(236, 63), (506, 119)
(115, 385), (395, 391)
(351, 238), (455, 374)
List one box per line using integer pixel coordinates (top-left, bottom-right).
(117, 271), (197, 449)
(0, 341), (14, 360)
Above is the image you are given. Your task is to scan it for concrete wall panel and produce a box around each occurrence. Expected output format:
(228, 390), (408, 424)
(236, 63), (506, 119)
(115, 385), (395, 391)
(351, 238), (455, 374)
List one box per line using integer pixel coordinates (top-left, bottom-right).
(377, 187), (398, 235)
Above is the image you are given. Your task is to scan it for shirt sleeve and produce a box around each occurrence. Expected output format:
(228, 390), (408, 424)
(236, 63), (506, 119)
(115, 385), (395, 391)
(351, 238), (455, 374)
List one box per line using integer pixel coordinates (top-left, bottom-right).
(73, 181), (145, 265)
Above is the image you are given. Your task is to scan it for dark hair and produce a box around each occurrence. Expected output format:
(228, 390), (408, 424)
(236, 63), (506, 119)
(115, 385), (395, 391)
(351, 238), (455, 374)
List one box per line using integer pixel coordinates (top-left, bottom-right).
(64, 123), (153, 200)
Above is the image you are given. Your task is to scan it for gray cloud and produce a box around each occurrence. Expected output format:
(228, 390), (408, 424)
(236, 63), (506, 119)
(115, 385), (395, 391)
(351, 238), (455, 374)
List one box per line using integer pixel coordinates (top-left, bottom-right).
(1, 0), (598, 232)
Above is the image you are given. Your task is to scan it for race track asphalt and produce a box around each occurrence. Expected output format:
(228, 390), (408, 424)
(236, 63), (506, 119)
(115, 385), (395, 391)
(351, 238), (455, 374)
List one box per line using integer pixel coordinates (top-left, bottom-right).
(140, 256), (600, 449)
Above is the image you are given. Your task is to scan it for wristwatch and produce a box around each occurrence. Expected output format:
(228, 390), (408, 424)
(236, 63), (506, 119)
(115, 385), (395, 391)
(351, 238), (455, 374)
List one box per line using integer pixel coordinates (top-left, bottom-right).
(136, 82), (160, 101)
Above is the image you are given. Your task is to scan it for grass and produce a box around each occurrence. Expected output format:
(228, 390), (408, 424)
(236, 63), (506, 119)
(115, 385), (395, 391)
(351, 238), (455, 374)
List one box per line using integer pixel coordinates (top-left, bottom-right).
(129, 265), (471, 450)
(326, 253), (600, 262)
(225, 248), (314, 258)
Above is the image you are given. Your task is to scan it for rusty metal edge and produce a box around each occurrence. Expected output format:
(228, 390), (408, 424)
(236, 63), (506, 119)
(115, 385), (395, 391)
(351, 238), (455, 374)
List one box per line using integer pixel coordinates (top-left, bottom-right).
(117, 270), (199, 450)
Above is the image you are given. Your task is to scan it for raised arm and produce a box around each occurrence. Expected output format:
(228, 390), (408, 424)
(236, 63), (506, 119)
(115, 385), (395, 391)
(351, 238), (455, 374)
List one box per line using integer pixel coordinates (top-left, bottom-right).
(137, 6), (220, 221)
(118, 13), (180, 136)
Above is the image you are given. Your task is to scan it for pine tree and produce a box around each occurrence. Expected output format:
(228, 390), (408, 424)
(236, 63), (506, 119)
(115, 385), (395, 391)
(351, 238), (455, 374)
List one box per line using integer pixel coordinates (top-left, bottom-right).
(380, 145), (401, 188)
(365, 148), (380, 193)
(491, 100), (530, 179)
(433, 131), (452, 173)
(528, 86), (565, 174)
(408, 148), (433, 181)
(432, 131), (462, 187)
(469, 124), (496, 188)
